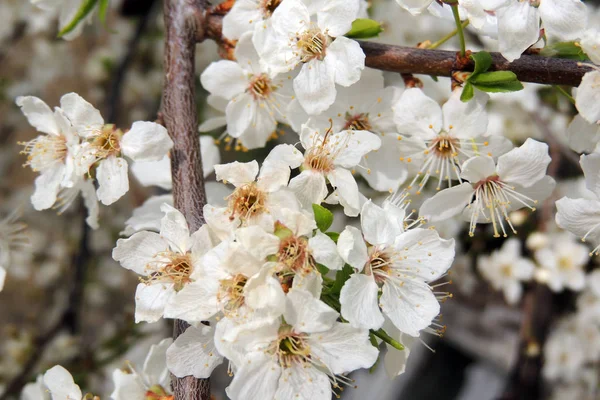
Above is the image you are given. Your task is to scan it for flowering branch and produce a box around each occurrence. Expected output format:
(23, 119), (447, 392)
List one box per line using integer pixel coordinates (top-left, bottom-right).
(199, 12), (592, 87)
(162, 0), (210, 399)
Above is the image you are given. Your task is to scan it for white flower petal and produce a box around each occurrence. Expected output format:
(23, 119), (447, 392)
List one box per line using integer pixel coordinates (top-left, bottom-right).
(395, 0), (434, 15)
(567, 114), (600, 154)
(226, 353), (280, 400)
(284, 289), (339, 333)
(200, 60), (247, 100)
(380, 279), (439, 337)
(314, 0), (359, 36)
(274, 363), (330, 400)
(222, 0), (263, 40)
(581, 153), (600, 197)
(167, 325), (223, 378)
(309, 230), (344, 270)
(581, 29), (600, 65)
(134, 282), (173, 323)
(337, 226), (369, 271)
(442, 90), (488, 139)
(159, 203), (190, 253)
(43, 366), (82, 400)
(460, 155), (496, 183)
(326, 36), (365, 87)
(214, 160), (259, 187)
(556, 197), (600, 244)
(164, 279), (221, 322)
(31, 165), (65, 210)
(59, 92), (104, 134)
(361, 200), (401, 246)
(419, 183), (474, 222)
(294, 59), (336, 115)
(576, 71), (600, 125)
(112, 231), (169, 275)
(288, 170), (328, 209)
(226, 92), (258, 139)
(496, 138), (551, 187)
(340, 273), (385, 330)
(110, 370), (146, 400)
(308, 322), (378, 374)
(16, 96), (59, 135)
(327, 168), (361, 217)
(143, 338), (172, 387)
(121, 121), (173, 162)
(333, 130), (382, 169)
(393, 88), (443, 139)
(96, 156), (129, 205)
(539, 0), (587, 42)
(392, 228), (455, 282)
(496, 2), (540, 62)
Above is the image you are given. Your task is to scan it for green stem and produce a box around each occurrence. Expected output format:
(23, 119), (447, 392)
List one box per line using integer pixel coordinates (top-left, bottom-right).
(428, 19), (470, 50)
(553, 85), (576, 105)
(371, 328), (405, 351)
(451, 5), (467, 56)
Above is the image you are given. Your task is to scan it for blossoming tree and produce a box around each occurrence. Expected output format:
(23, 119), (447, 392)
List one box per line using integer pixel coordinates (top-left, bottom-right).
(1, 0), (600, 399)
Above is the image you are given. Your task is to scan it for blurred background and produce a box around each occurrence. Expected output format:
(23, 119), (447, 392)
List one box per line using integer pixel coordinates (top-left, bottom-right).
(1, 0), (600, 399)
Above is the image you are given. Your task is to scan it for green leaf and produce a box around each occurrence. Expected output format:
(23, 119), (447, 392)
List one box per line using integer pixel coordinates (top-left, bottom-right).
(460, 82), (474, 102)
(312, 204), (334, 232)
(345, 18), (384, 39)
(469, 71), (524, 94)
(540, 41), (588, 61)
(316, 263), (330, 276)
(329, 265), (354, 295)
(98, 0), (110, 24)
(470, 51), (493, 77)
(325, 231), (340, 243)
(470, 70), (519, 85)
(58, 0), (98, 38)
(472, 80), (524, 93)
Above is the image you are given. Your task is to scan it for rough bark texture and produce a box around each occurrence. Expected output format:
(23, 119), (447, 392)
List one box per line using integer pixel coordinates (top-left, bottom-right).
(359, 41), (592, 86)
(163, 0), (210, 399)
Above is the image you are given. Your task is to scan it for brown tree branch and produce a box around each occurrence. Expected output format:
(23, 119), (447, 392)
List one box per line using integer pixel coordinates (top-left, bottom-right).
(199, 13), (592, 87)
(360, 41), (592, 87)
(162, 0), (210, 399)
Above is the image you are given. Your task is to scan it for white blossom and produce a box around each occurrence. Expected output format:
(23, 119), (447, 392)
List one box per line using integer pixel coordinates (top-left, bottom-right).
(393, 88), (512, 193)
(534, 233), (588, 292)
(62, 93), (173, 205)
(338, 198), (455, 336)
(556, 153), (600, 255)
(477, 238), (535, 304)
(253, 0), (364, 115)
(420, 139), (556, 237)
(200, 33), (299, 150)
(111, 338), (173, 400)
(215, 289), (378, 400)
(112, 204), (218, 322)
(288, 123), (381, 216)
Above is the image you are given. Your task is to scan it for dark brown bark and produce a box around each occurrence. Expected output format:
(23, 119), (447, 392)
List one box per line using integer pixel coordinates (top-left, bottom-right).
(162, 0), (210, 399)
(360, 41), (592, 87)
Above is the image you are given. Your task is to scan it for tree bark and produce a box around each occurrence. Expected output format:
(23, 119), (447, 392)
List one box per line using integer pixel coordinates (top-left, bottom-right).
(162, 0), (210, 399)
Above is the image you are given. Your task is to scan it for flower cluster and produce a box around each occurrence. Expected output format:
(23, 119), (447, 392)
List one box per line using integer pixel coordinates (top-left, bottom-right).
(11, 0), (600, 398)
(17, 93), (173, 228)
